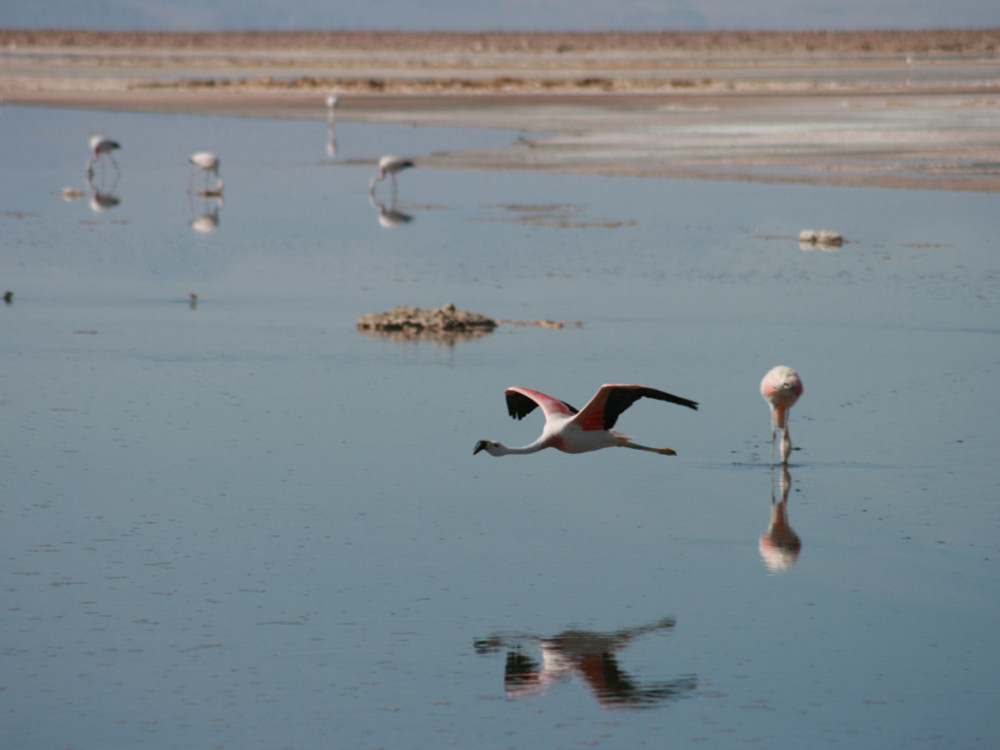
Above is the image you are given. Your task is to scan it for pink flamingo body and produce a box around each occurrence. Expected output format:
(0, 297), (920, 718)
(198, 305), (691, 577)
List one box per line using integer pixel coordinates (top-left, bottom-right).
(474, 384), (697, 457)
(760, 365), (803, 464)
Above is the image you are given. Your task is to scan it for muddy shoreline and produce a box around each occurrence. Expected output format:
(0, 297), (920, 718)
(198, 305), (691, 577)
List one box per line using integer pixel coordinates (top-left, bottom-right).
(3, 29), (999, 190)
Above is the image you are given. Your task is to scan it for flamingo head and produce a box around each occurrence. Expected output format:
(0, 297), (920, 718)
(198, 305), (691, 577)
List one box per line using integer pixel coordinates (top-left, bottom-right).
(474, 440), (504, 456)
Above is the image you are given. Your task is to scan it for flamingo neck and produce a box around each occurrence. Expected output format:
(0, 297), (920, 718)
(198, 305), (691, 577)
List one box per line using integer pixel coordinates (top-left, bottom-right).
(496, 442), (545, 456)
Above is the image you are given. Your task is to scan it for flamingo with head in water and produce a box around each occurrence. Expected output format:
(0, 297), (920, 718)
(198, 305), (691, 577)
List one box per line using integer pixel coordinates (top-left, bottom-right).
(474, 384), (698, 457)
(87, 135), (120, 177)
(760, 366), (803, 465)
(369, 155), (414, 194)
(188, 151), (223, 194)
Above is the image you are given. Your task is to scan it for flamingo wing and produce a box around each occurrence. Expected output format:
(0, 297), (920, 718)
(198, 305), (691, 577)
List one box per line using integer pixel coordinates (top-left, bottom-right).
(573, 384), (698, 431)
(505, 387), (578, 421)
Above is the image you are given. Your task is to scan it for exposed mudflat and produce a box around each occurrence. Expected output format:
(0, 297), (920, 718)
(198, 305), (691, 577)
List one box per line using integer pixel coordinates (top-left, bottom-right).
(3, 29), (999, 190)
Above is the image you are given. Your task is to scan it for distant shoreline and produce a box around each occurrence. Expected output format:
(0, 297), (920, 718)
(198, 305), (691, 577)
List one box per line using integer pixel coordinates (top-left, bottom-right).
(3, 29), (999, 191)
(2, 28), (999, 55)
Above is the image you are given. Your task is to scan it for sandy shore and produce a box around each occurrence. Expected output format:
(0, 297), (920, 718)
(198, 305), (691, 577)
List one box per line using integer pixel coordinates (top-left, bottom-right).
(3, 30), (999, 190)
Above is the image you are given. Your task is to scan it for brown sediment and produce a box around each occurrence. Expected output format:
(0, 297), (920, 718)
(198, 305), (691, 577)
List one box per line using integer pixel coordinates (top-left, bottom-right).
(3, 29), (999, 191)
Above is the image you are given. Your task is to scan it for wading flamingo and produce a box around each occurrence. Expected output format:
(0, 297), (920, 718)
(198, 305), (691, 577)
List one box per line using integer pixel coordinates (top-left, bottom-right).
(369, 154), (414, 196)
(760, 366), (803, 465)
(474, 384), (698, 457)
(87, 135), (120, 177)
(188, 151), (223, 194)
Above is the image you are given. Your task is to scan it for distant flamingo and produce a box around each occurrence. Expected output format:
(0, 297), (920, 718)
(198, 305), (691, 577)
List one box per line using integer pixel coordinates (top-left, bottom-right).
(188, 151), (223, 194)
(760, 366), (803, 465)
(474, 384), (697, 457)
(369, 155), (414, 196)
(87, 135), (120, 177)
(325, 95), (339, 157)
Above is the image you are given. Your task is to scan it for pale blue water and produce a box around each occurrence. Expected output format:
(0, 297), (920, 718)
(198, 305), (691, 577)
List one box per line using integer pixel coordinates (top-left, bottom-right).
(1, 105), (998, 749)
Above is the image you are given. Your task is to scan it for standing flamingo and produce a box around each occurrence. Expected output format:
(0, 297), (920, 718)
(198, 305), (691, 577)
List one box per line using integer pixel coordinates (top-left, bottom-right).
(87, 135), (120, 177)
(760, 366), (803, 465)
(474, 384), (698, 457)
(369, 155), (414, 196)
(188, 151), (223, 194)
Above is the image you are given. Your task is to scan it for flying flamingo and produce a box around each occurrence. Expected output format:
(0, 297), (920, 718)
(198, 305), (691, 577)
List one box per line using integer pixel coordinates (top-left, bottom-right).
(87, 135), (120, 177)
(760, 366), (803, 465)
(474, 384), (698, 457)
(369, 154), (414, 196)
(188, 151), (223, 194)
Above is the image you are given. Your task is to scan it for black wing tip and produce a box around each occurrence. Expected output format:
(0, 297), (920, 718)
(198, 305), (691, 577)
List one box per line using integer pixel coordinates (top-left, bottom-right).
(505, 390), (535, 420)
(639, 387), (698, 411)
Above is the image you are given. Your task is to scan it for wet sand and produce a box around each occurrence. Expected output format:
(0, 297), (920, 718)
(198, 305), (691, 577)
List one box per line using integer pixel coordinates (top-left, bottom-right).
(3, 29), (999, 190)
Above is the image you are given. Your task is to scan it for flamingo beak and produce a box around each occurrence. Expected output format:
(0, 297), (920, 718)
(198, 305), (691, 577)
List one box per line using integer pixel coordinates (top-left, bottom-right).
(473, 440), (488, 455)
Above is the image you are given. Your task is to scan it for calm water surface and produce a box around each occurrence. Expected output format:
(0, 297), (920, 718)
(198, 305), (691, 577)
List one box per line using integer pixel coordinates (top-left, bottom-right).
(1, 105), (998, 749)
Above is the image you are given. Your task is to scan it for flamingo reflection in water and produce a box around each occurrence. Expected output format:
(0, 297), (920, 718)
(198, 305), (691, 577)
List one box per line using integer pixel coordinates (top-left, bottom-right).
(188, 179), (224, 233)
(475, 617), (697, 709)
(368, 189), (413, 229)
(759, 466), (802, 573)
(85, 169), (121, 213)
(325, 93), (339, 157)
(189, 194), (222, 233)
(189, 205), (221, 233)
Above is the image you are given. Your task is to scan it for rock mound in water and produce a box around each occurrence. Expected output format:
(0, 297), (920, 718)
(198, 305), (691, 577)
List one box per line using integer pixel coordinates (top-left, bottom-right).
(357, 303), (498, 334)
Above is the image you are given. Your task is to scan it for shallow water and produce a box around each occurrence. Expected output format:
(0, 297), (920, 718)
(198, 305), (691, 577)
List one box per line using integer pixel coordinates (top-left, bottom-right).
(1, 105), (998, 749)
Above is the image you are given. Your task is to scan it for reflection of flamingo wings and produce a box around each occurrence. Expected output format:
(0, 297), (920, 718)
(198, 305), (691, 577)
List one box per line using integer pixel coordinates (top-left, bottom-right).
(476, 618), (696, 709)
